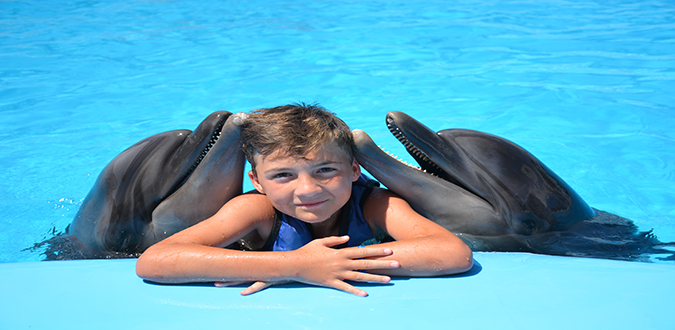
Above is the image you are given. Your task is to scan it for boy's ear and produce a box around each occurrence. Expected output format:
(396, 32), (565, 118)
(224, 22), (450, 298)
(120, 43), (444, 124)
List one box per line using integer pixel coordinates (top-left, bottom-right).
(351, 159), (361, 182)
(248, 170), (265, 194)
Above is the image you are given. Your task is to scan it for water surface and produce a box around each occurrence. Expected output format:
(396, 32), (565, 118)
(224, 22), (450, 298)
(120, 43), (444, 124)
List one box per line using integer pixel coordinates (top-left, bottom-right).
(1, 0), (674, 262)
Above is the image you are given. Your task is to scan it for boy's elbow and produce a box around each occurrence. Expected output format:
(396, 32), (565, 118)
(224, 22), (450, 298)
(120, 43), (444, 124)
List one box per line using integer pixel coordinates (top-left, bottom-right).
(455, 246), (474, 273)
(135, 248), (168, 282)
(135, 253), (155, 280)
(440, 241), (474, 275)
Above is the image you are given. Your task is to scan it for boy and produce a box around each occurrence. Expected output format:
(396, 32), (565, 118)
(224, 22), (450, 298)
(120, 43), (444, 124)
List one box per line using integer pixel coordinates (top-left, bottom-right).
(136, 104), (472, 297)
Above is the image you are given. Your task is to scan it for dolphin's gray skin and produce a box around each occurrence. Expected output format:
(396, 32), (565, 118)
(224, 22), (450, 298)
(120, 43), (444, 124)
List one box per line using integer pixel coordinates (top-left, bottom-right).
(353, 111), (673, 261)
(38, 111), (246, 259)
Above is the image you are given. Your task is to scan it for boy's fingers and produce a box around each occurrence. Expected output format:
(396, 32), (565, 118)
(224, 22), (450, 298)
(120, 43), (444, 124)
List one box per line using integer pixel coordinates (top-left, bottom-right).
(355, 258), (400, 270)
(350, 246), (394, 259)
(240, 281), (272, 295)
(330, 280), (368, 297)
(315, 235), (350, 248)
(240, 280), (293, 295)
(345, 271), (392, 284)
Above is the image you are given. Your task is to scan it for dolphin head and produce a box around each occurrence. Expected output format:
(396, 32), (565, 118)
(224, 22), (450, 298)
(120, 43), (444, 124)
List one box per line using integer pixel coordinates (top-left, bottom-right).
(71, 111), (246, 253)
(353, 111), (596, 245)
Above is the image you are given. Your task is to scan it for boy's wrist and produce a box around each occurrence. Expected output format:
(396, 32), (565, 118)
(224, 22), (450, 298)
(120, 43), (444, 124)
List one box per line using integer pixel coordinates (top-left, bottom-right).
(279, 249), (307, 281)
(255, 250), (304, 282)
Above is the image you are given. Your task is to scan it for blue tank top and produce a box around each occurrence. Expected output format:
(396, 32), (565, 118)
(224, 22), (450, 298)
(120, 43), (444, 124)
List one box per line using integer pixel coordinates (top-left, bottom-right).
(260, 174), (380, 251)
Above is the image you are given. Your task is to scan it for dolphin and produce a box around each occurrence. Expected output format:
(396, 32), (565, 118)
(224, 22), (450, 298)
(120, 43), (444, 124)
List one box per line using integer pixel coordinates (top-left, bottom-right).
(353, 111), (673, 261)
(38, 111), (246, 259)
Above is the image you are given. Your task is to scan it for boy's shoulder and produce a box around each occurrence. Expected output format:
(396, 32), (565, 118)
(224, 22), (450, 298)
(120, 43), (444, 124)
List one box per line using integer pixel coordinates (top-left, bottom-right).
(362, 186), (418, 223)
(223, 191), (276, 224)
(215, 191), (276, 249)
(363, 186), (393, 204)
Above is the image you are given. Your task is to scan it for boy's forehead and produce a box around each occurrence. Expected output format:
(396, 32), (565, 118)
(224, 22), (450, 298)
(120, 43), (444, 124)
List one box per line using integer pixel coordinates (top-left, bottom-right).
(255, 142), (350, 165)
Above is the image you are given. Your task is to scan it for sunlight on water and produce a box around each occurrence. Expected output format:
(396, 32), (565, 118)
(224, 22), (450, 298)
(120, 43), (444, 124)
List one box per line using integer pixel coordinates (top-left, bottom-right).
(1, 0), (674, 262)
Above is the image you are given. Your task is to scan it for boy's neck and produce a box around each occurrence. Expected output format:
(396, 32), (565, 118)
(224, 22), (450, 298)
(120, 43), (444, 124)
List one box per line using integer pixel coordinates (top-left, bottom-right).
(308, 208), (343, 239)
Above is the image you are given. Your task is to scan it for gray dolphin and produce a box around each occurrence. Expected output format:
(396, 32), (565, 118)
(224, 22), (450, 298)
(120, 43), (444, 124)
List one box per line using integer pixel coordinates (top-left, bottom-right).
(353, 111), (673, 261)
(38, 111), (246, 259)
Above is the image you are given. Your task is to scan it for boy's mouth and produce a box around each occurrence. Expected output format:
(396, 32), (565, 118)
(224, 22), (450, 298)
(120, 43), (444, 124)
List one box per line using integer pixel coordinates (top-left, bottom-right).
(296, 200), (328, 208)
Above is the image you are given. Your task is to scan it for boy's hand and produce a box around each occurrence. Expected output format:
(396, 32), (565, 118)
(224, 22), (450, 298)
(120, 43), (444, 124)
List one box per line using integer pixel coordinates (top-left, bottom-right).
(288, 235), (399, 297)
(216, 236), (399, 297)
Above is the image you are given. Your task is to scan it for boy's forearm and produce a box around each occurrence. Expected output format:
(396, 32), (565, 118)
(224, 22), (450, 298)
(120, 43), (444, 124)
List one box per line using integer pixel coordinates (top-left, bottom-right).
(365, 236), (473, 277)
(136, 244), (298, 284)
(136, 235), (400, 295)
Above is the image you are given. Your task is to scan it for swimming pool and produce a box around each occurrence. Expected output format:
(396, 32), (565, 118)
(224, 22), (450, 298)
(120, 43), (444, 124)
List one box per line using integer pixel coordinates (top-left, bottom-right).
(1, 0), (674, 264)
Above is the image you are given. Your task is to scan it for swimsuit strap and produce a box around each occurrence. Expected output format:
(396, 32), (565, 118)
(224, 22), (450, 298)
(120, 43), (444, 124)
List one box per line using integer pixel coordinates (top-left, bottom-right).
(357, 178), (380, 210)
(260, 210), (283, 252)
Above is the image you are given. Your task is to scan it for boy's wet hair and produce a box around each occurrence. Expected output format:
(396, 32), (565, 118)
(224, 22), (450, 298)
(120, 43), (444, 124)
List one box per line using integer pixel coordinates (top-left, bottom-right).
(240, 103), (354, 173)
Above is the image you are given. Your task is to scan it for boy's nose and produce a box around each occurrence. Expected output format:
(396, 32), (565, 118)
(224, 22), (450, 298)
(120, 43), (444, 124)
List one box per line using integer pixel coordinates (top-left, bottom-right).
(295, 173), (322, 196)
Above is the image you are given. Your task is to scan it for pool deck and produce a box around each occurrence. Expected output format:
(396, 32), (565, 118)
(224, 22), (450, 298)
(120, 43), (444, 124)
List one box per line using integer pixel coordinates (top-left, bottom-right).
(1, 252), (673, 329)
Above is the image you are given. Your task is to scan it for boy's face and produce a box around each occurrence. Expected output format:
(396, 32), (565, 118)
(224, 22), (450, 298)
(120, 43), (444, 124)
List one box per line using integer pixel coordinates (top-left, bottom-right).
(249, 142), (361, 224)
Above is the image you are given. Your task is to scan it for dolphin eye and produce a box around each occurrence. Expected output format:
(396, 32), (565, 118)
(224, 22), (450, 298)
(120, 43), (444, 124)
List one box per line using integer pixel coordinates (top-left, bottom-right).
(521, 219), (537, 235)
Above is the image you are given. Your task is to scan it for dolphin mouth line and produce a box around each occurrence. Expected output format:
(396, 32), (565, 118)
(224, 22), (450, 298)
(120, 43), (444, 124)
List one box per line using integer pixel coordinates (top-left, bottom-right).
(385, 120), (451, 181)
(385, 119), (476, 195)
(182, 117), (226, 181)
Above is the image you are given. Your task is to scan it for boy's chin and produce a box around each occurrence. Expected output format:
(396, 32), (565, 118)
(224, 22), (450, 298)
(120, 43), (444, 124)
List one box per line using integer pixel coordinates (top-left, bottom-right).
(294, 210), (338, 225)
(295, 214), (331, 224)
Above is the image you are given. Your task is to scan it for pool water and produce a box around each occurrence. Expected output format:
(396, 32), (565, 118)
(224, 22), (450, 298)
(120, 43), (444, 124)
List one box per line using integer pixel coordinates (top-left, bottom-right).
(1, 0), (674, 263)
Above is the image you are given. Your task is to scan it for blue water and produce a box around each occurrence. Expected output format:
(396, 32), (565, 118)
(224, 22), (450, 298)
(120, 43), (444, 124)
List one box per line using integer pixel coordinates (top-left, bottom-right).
(1, 0), (674, 263)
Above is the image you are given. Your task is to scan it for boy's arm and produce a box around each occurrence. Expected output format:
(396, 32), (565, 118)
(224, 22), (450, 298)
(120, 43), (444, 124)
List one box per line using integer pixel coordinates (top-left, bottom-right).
(136, 193), (398, 296)
(362, 188), (474, 276)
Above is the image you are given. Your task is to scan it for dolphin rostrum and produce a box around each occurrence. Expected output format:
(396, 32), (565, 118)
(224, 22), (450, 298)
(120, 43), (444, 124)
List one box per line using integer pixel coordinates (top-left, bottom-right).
(353, 111), (673, 261)
(38, 111), (246, 259)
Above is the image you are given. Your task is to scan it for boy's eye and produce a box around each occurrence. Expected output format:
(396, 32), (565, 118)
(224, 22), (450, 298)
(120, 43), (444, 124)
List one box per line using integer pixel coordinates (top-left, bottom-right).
(272, 172), (292, 179)
(317, 167), (336, 173)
